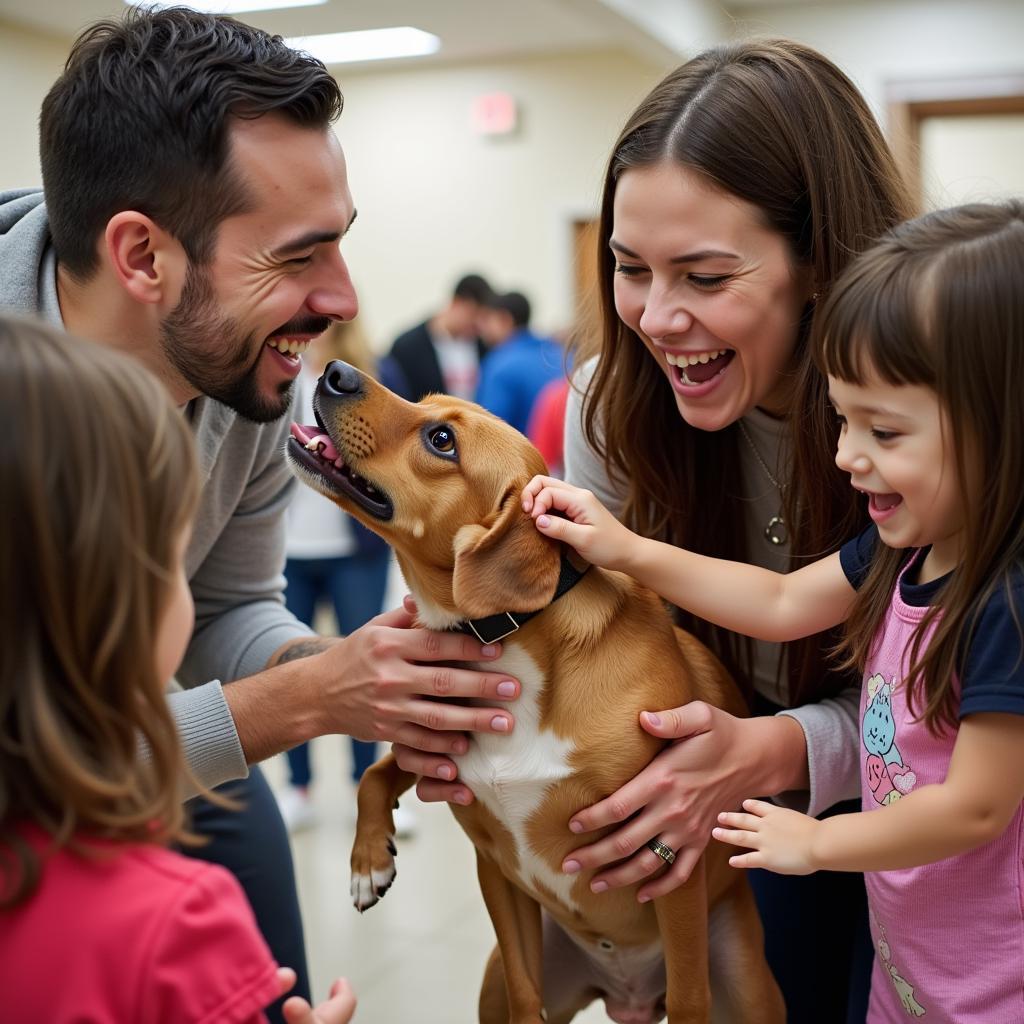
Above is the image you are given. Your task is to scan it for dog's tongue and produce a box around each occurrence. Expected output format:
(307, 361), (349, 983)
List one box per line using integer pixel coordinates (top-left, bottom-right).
(290, 422), (340, 463)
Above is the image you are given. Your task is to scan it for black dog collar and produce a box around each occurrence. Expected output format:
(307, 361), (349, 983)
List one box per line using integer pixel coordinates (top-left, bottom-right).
(454, 550), (590, 645)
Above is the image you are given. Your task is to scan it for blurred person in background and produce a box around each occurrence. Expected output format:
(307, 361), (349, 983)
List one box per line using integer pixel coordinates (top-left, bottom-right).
(527, 324), (578, 475)
(389, 272), (492, 401)
(476, 290), (566, 435)
(277, 319), (416, 837)
(527, 375), (571, 476)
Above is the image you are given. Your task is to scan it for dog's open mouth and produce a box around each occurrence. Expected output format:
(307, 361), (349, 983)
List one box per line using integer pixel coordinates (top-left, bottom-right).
(287, 422), (393, 521)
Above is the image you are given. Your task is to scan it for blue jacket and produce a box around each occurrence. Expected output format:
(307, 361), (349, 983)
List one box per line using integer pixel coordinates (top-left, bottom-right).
(475, 329), (565, 436)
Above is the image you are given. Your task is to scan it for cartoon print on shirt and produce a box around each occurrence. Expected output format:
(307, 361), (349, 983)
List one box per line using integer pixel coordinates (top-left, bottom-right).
(863, 674), (918, 805)
(873, 913), (926, 1017)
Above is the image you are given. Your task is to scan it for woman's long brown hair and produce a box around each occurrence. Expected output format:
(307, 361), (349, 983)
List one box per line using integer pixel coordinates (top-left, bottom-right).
(580, 39), (916, 703)
(815, 201), (1024, 730)
(0, 316), (200, 906)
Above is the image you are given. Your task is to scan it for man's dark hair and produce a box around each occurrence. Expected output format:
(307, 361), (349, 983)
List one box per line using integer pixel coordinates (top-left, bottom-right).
(452, 273), (492, 305)
(40, 5), (343, 281)
(485, 290), (531, 328)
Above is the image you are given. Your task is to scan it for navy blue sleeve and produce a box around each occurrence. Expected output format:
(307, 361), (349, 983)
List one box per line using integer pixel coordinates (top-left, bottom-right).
(960, 572), (1024, 718)
(377, 355), (412, 401)
(839, 524), (878, 590)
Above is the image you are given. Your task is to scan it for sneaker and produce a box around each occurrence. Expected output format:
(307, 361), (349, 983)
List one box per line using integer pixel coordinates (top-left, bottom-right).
(392, 802), (418, 839)
(277, 785), (318, 833)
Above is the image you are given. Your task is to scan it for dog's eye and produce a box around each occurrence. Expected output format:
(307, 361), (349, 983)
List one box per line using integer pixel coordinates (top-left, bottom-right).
(427, 425), (456, 456)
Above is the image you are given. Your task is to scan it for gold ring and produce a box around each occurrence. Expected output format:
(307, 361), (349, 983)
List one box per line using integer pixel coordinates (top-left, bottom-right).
(646, 838), (676, 865)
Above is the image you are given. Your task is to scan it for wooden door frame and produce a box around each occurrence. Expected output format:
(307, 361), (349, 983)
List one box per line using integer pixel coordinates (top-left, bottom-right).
(887, 72), (1024, 206)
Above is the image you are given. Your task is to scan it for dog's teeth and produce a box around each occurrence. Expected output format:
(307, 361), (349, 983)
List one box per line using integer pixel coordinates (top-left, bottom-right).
(304, 439), (318, 451)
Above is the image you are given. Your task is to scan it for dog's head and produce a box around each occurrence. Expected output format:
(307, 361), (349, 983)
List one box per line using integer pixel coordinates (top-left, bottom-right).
(287, 360), (563, 625)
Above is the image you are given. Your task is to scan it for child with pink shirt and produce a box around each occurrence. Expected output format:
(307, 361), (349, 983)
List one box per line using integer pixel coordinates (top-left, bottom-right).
(0, 316), (355, 1024)
(523, 202), (1024, 1022)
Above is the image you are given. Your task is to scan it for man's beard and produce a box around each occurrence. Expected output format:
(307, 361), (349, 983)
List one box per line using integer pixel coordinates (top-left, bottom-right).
(159, 265), (294, 424)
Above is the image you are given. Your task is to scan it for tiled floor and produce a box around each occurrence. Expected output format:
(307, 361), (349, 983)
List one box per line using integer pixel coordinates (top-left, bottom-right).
(262, 743), (611, 1022)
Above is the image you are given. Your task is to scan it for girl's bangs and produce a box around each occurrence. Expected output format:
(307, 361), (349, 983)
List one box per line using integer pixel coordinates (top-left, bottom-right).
(814, 252), (935, 390)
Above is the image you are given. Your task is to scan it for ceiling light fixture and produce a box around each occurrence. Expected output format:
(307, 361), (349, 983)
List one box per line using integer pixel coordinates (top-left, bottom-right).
(129, 0), (328, 14)
(285, 27), (441, 65)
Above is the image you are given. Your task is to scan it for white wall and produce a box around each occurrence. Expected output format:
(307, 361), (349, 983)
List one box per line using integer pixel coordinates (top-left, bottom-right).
(730, 0), (1024, 129)
(3, 2), (1022, 348)
(0, 19), (70, 189)
(920, 114), (1024, 208)
(335, 49), (662, 346)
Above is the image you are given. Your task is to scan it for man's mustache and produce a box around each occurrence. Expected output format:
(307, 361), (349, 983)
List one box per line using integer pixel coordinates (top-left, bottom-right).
(268, 316), (333, 338)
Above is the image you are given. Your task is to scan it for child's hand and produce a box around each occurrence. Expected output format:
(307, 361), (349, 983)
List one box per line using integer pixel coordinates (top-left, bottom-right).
(277, 969), (357, 1024)
(521, 475), (637, 571)
(712, 799), (821, 876)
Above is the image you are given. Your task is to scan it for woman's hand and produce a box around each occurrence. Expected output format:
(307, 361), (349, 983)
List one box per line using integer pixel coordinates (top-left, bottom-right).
(560, 703), (807, 901)
(714, 799), (821, 875)
(521, 475), (639, 572)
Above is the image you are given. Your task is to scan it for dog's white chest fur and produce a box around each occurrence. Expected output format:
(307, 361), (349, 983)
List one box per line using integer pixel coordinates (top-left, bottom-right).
(453, 646), (579, 910)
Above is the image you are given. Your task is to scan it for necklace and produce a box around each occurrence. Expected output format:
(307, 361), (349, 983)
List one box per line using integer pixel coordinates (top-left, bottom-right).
(737, 419), (788, 546)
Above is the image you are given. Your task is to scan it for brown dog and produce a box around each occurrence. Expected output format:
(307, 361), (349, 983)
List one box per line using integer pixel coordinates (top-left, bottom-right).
(287, 361), (784, 1024)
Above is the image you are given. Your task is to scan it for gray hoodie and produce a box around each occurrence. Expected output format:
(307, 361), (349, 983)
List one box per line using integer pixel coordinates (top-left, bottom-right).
(0, 189), (315, 790)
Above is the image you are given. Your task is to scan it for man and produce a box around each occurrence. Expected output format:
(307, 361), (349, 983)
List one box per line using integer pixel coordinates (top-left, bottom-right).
(389, 272), (492, 401)
(475, 290), (566, 435)
(0, 9), (519, 1019)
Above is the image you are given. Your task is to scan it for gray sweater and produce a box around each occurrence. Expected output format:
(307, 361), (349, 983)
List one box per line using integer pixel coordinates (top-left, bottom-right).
(0, 189), (314, 790)
(563, 359), (861, 816)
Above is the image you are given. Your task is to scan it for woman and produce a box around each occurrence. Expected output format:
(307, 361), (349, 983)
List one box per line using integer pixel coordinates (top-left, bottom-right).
(399, 39), (914, 1021)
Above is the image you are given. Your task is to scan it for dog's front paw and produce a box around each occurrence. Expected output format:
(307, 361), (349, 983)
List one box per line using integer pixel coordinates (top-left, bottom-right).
(350, 832), (398, 912)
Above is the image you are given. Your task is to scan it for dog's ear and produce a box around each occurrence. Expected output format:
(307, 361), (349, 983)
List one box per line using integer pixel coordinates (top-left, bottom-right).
(452, 487), (562, 619)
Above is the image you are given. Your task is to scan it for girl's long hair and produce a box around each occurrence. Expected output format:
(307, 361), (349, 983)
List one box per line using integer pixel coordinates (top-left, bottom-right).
(0, 316), (200, 906)
(815, 201), (1024, 729)
(579, 38), (916, 703)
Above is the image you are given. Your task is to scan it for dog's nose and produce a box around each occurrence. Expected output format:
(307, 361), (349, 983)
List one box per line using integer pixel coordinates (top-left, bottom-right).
(320, 360), (363, 397)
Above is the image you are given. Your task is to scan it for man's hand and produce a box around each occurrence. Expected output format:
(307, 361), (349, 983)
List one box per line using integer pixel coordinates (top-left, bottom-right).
(228, 599), (519, 767)
(392, 743), (477, 805)
(306, 602), (520, 754)
(713, 798), (822, 875)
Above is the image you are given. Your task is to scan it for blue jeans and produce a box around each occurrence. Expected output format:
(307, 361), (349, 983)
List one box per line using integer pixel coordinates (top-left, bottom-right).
(284, 550), (391, 785)
(748, 826), (872, 1023)
(183, 766), (309, 1024)
(749, 694), (872, 1023)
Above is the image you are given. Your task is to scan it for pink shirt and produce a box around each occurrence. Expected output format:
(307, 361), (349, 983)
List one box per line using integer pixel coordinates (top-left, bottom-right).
(0, 833), (281, 1023)
(859, 559), (1024, 1022)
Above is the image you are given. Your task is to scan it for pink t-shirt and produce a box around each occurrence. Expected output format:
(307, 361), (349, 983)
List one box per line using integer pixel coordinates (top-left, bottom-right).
(0, 833), (281, 1023)
(858, 558), (1024, 1022)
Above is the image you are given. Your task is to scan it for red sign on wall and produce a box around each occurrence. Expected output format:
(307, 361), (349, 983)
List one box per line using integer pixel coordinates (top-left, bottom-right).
(471, 92), (518, 136)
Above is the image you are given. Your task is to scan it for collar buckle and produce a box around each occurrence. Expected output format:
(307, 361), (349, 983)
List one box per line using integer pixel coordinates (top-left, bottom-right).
(467, 612), (520, 645)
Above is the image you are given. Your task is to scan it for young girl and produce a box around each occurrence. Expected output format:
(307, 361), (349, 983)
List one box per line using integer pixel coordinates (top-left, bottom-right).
(522, 202), (1024, 1023)
(0, 316), (355, 1024)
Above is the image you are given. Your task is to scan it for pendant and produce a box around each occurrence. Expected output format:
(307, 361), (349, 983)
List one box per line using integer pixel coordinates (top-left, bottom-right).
(765, 514), (788, 546)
